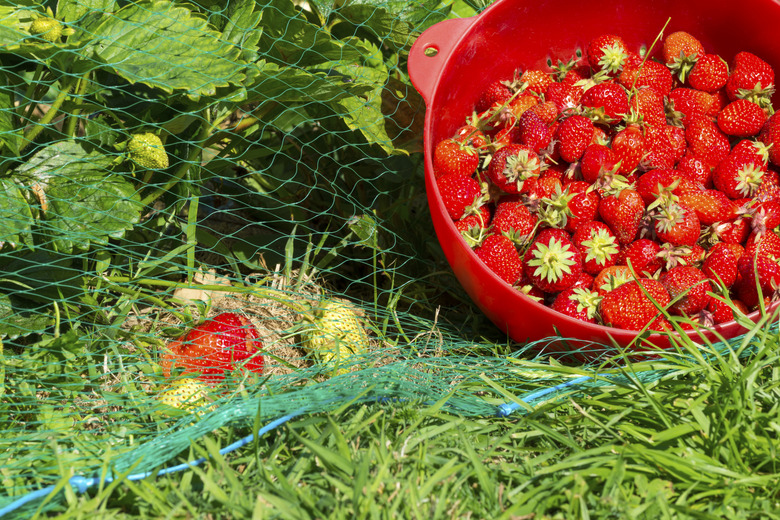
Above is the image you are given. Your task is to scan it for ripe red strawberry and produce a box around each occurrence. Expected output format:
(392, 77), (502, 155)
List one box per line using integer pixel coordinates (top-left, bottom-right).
(491, 198), (538, 245)
(517, 110), (553, 154)
(636, 168), (700, 206)
(662, 242), (706, 269)
(712, 148), (766, 199)
(526, 175), (564, 201)
(717, 99), (767, 137)
(702, 242), (739, 289)
(487, 143), (542, 194)
(660, 266), (713, 316)
(685, 117), (731, 169)
(708, 88), (730, 117)
(736, 248), (780, 309)
(433, 138), (479, 177)
(475, 233), (524, 285)
(653, 202), (701, 247)
(611, 124), (645, 175)
(599, 278), (671, 331)
(560, 180), (601, 232)
(476, 102), (518, 135)
(707, 297), (749, 324)
(677, 189), (737, 225)
(662, 31), (704, 82)
(756, 167), (780, 202)
(161, 313), (264, 382)
(615, 238), (663, 276)
(546, 81), (583, 112)
(599, 188), (645, 245)
(453, 125), (489, 149)
(677, 154), (713, 188)
(517, 271), (546, 302)
(580, 143), (620, 183)
(579, 81), (629, 124)
(619, 60), (673, 97)
(643, 124), (686, 170)
(527, 100), (559, 125)
(731, 138), (772, 165)
(508, 92), (540, 118)
(520, 69), (554, 95)
(551, 286), (602, 323)
(593, 265), (634, 296)
(493, 124), (521, 148)
(523, 228), (583, 293)
(759, 112), (780, 168)
(586, 34), (629, 75)
(709, 217), (751, 244)
(666, 88), (714, 127)
(554, 56), (591, 83)
(628, 86), (667, 127)
(454, 204), (492, 247)
(437, 173), (487, 220)
(554, 114), (595, 162)
(475, 79), (514, 113)
(726, 51), (775, 107)
(572, 221), (619, 275)
(749, 199), (780, 237)
(688, 53), (730, 93)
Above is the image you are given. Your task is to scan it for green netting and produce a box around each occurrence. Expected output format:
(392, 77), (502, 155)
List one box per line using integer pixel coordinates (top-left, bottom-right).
(0, 0), (775, 517)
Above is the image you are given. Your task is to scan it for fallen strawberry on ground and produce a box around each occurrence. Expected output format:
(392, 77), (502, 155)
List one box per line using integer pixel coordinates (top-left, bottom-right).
(161, 312), (264, 383)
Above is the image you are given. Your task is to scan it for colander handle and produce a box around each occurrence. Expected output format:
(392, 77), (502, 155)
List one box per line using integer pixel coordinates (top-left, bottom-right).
(408, 17), (476, 104)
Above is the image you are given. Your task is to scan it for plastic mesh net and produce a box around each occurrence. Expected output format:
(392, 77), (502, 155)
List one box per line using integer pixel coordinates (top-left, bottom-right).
(0, 1), (772, 517)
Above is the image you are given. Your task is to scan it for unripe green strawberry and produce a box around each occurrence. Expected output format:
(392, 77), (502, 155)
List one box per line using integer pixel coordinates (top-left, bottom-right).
(127, 132), (169, 170)
(30, 17), (63, 43)
(301, 298), (369, 376)
(156, 378), (211, 414)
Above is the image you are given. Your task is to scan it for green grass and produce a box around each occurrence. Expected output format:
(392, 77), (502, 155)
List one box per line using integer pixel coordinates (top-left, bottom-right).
(17, 322), (780, 520)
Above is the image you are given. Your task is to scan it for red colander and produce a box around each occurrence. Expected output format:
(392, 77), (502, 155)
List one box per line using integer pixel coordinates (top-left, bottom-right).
(407, 0), (780, 352)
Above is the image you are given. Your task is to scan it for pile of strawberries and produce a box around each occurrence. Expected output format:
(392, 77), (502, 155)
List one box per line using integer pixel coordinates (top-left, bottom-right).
(434, 30), (780, 332)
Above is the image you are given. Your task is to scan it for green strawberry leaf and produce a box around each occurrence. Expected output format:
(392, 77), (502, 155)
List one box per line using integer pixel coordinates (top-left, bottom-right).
(0, 71), (22, 157)
(220, 0), (263, 63)
(321, 37), (395, 152)
(13, 141), (143, 253)
(0, 250), (84, 305)
(244, 60), (373, 105)
(257, 0), (363, 67)
(86, 0), (246, 99)
(57, 0), (116, 26)
(0, 179), (34, 249)
(0, 290), (53, 339)
(315, 0), (451, 50)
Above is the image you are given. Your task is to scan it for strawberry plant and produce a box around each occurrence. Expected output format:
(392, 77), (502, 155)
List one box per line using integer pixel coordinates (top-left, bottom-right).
(0, 0), (451, 341)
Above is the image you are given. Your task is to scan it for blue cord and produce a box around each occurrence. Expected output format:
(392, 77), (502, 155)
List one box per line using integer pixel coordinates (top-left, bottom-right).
(1, 376), (599, 518)
(0, 410), (305, 518)
(495, 375), (593, 417)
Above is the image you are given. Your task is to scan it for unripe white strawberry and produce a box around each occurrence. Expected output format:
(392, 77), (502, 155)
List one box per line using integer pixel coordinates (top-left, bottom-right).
(127, 132), (169, 170)
(156, 378), (210, 413)
(30, 17), (63, 43)
(301, 298), (369, 376)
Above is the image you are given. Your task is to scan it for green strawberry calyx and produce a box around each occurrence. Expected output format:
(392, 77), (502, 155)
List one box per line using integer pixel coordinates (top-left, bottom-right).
(735, 163), (765, 197)
(581, 228), (620, 266)
(570, 287), (603, 319)
(527, 237), (577, 283)
(597, 43), (628, 75)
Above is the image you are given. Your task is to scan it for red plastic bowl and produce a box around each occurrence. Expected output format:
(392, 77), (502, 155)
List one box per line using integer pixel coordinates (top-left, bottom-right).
(408, 0), (780, 352)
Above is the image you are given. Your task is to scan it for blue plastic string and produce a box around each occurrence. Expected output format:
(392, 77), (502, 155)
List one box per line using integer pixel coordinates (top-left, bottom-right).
(0, 409), (305, 518)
